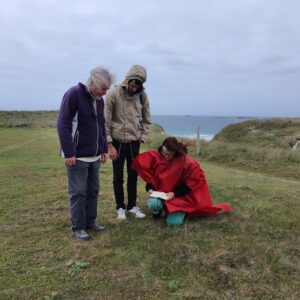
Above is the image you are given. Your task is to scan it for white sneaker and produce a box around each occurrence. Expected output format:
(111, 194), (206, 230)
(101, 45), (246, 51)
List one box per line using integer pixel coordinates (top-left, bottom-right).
(117, 208), (126, 220)
(128, 206), (146, 218)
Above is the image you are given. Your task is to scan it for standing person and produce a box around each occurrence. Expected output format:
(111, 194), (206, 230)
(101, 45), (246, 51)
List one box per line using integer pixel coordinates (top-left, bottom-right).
(132, 137), (232, 226)
(104, 65), (151, 220)
(57, 66), (114, 241)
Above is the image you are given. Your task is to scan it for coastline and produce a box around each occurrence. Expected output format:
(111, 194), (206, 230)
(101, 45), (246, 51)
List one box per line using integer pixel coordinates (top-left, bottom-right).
(151, 115), (257, 141)
(171, 133), (215, 141)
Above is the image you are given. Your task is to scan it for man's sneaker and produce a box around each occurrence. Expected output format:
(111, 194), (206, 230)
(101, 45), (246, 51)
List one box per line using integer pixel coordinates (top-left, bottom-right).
(86, 224), (106, 231)
(128, 206), (146, 218)
(73, 229), (90, 241)
(117, 208), (126, 220)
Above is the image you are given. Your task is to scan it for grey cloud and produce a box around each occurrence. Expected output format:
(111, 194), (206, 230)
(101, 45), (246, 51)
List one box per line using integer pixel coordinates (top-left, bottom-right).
(0, 0), (300, 116)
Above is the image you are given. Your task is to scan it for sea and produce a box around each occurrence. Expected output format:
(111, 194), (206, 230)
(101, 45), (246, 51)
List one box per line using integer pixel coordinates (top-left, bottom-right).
(151, 115), (258, 141)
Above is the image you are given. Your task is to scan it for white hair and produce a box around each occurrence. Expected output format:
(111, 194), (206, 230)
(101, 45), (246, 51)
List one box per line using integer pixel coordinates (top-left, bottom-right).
(86, 66), (115, 88)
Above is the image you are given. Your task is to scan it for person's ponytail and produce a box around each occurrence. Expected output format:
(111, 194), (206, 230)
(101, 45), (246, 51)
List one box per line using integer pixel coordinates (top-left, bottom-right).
(162, 137), (188, 155)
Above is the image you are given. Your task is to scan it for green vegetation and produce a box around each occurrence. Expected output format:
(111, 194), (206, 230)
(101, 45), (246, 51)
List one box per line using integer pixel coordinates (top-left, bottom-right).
(0, 113), (299, 299)
(199, 118), (300, 180)
(0, 110), (59, 127)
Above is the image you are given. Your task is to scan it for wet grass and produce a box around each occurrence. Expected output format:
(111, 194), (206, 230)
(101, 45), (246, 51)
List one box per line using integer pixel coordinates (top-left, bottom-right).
(0, 127), (299, 299)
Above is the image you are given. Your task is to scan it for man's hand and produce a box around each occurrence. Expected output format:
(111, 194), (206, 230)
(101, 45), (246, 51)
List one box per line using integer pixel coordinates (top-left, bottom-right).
(108, 143), (118, 161)
(101, 153), (109, 164)
(65, 156), (76, 166)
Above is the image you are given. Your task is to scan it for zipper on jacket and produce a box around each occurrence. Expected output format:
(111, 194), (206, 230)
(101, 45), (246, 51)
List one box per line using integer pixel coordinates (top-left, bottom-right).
(94, 100), (99, 156)
(95, 119), (99, 156)
(74, 131), (79, 149)
(72, 130), (79, 157)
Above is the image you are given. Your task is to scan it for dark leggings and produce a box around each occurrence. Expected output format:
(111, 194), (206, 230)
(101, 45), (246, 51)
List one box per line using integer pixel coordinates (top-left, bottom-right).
(112, 140), (140, 210)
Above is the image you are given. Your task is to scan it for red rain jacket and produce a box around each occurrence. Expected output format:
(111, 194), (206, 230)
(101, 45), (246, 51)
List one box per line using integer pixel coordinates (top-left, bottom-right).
(132, 150), (232, 215)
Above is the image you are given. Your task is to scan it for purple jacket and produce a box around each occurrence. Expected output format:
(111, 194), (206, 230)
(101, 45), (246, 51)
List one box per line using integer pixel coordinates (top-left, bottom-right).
(57, 83), (108, 158)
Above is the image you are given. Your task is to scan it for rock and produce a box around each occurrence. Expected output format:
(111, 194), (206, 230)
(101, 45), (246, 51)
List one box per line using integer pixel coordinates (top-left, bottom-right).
(289, 134), (300, 148)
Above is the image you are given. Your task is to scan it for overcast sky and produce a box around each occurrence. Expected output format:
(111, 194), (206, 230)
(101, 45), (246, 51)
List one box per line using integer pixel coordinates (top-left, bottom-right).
(0, 0), (299, 117)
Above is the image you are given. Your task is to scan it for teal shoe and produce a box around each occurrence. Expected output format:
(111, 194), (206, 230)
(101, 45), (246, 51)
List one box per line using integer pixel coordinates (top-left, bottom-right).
(166, 211), (186, 226)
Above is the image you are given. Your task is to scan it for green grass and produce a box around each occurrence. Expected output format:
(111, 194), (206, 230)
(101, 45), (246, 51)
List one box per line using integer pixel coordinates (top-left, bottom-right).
(0, 127), (299, 299)
(0, 110), (59, 127)
(213, 118), (300, 146)
(199, 118), (300, 181)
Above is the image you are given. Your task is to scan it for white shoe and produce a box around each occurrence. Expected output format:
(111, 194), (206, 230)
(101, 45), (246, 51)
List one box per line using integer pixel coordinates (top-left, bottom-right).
(117, 208), (126, 220)
(128, 206), (146, 218)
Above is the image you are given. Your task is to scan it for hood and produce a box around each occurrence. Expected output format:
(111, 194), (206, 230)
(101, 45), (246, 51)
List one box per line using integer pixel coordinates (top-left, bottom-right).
(125, 65), (147, 83)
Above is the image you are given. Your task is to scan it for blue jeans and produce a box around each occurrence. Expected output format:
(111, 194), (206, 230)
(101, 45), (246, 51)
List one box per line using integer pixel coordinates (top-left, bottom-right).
(66, 160), (100, 231)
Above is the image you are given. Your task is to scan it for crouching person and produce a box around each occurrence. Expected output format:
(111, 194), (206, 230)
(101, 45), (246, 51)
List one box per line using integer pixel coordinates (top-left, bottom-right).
(132, 137), (232, 226)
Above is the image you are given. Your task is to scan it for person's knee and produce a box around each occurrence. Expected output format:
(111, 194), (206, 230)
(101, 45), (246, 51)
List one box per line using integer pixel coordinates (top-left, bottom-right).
(166, 211), (186, 226)
(68, 188), (87, 198)
(148, 197), (163, 212)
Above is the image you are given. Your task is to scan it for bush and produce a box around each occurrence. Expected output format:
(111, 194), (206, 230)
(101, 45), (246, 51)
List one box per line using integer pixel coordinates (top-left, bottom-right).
(199, 118), (300, 180)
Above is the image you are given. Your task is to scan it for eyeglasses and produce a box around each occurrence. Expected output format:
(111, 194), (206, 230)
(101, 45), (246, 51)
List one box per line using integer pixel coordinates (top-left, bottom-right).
(162, 149), (175, 160)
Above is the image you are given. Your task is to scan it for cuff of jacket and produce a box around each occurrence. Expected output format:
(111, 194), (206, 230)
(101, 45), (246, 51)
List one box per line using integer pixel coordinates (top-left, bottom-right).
(146, 183), (155, 192)
(106, 136), (113, 143)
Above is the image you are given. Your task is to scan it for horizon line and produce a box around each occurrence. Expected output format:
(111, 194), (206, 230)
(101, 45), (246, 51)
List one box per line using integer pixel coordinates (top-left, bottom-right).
(0, 110), (299, 119)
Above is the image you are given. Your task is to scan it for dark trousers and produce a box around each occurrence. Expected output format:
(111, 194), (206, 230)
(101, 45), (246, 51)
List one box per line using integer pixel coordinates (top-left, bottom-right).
(112, 140), (140, 210)
(66, 160), (100, 231)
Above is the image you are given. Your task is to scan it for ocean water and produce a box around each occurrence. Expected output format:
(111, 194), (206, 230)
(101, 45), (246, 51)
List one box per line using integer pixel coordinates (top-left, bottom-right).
(151, 115), (256, 140)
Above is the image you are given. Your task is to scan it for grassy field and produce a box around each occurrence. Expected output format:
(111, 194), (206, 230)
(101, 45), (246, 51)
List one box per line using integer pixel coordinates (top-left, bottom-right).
(0, 126), (299, 299)
(0, 111), (58, 128)
(199, 118), (300, 181)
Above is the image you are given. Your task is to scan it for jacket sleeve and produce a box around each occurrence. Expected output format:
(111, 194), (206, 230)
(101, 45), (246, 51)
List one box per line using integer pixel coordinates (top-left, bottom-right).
(132, 151), (159, 189)
(57, 88), (78, 158)
(182, 157), (206, 191)
(104, 90), (115, 143)
(145, 182), (155, 192)
(173, 183), (192, 198)
(140, 91), (152, 142)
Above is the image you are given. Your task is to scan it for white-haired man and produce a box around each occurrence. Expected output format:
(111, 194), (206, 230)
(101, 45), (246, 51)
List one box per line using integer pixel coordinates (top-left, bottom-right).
(57, 66), (114, 241)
